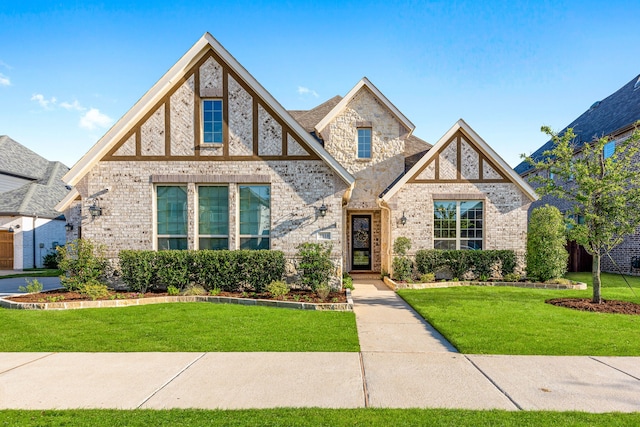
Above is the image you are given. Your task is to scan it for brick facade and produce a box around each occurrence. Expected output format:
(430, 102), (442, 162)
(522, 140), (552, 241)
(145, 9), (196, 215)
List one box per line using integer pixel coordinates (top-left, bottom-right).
(61, 34), (534, 278)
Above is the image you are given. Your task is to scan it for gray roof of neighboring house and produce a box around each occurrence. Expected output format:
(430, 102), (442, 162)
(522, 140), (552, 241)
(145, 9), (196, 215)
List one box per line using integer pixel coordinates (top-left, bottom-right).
(515, 74), (640, 175)
(288, 96), (431, 170)
(0, 136), (70, 219)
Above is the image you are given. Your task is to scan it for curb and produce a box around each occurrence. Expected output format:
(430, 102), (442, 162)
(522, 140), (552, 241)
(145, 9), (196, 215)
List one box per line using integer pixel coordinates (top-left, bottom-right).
(0, 289), (354, 312)
(383, 276), (587, 291)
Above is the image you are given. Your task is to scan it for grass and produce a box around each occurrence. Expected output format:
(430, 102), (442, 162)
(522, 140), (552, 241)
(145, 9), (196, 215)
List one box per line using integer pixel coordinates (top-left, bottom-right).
(398, 272), (640, 356)
(0, 269), (62, 279)
(0, 303), (359, 352)
(1, 408), (639, 426)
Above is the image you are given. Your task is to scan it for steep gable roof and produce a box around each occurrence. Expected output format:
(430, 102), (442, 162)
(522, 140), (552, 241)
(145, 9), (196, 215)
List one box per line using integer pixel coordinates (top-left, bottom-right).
(0, 136), (70, 218)
(62, 33), (354, 187)
(515, 74), (640, 175)
(381, 119), (537, 202)
(0, 135), (50, 180)
(314, 78), (415, 137)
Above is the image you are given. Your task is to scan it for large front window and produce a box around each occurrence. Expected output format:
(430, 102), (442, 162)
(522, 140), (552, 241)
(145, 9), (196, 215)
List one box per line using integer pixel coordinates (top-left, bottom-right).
(434, 201), (483, 250)
(198, 186), (229, 250)
(157, 186), (188, 250)
(239, 185), (270, 250)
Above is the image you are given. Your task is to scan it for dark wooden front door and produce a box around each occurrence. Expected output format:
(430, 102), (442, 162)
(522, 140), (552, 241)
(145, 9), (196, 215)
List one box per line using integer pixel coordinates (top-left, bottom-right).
(351, 215), (371, 270)
(0, 231), (13, 269)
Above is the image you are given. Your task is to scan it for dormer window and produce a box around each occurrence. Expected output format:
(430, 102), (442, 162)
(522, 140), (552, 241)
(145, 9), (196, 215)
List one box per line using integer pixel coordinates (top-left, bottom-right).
(202, 99), (223, 144)
(357, 128), (371, 159)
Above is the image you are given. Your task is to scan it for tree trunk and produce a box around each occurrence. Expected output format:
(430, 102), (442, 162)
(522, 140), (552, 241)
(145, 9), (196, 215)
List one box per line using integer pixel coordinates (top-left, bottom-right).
(592, 252), (602, 304)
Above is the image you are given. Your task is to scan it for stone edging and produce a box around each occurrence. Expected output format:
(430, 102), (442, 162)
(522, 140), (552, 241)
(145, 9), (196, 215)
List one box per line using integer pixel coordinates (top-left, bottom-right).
(383, 276), (587, 291)
(0, 289), (354, 312)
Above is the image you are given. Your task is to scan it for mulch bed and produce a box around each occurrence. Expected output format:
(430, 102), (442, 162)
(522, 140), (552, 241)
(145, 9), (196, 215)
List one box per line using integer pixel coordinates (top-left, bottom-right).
(546, 298), (640, 315)
(5, 289), (347, 304)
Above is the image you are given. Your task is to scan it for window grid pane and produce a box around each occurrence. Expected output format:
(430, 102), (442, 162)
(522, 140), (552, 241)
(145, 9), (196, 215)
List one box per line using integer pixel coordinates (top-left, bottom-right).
(203, 99), (223, 144)
(434, 201), (483, 250)
(357, 128), (371, 158)
(603, 141), (615, 159)
(157, 186), (187, 236)
(239, 186), (270, 249)
(199, 186), (229, 237)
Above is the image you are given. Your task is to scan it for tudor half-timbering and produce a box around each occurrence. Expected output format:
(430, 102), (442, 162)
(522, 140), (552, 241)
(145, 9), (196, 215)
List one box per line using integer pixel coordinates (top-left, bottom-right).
(57, 33), (536, 276)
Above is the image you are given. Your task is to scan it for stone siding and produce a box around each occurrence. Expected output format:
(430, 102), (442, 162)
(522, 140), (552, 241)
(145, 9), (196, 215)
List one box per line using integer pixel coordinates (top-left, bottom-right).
(323, 88), (405, 210)
(76, 160), (347, 261)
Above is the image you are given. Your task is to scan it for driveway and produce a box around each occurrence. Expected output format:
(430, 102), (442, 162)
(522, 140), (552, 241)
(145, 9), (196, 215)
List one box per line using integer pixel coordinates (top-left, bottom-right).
(0, 276), (61, 296)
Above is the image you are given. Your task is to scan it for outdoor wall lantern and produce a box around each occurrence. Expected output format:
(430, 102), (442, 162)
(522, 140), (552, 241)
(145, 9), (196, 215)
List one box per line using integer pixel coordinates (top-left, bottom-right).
(65, 223), (74, 232)
(89, 201), (102, 217)
(319, 200), (328, 217)
(400, 211), (407, 226)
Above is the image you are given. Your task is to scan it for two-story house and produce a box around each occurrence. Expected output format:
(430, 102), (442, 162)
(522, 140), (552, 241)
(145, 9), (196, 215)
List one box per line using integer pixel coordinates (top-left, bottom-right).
(57, 33), (536, 276)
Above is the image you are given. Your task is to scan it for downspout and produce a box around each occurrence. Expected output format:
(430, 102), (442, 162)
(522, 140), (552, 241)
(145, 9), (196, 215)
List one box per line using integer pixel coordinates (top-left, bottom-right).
(32, 214), (37, 268)
(377, 198), (392, 276)
(342, 183), (355, 272)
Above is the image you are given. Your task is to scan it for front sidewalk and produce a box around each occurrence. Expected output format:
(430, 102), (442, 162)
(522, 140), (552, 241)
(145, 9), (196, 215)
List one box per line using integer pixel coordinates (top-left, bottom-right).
(0, 279), (639, 412)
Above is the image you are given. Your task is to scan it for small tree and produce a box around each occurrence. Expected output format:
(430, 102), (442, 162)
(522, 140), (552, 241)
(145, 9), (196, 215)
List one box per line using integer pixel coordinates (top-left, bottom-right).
(392, 237), (413, 281)
(526, 205), (568, 282)
(525, 125), (640, 303)
(57, 239), (109, 291)
(297, 243), (334, 291)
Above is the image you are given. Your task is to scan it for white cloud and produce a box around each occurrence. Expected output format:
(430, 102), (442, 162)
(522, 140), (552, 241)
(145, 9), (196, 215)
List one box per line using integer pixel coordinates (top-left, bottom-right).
(60, 100), (85, 111)
(0, 73), (9, 86)
(79, 108), (113, 130)
(31, 93), (57, 109)
(297, 86), (319, 97)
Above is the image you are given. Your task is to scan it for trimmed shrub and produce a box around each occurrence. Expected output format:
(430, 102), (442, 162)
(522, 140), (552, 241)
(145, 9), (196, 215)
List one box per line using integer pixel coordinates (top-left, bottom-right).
(119, 250), (158, 293)
(392, 237), (413, 281)
(415, 249), (517, 280)
(297, 243), (334, 291)
(57, 239), (109, 291)
(526, 205), (568, 282)
(118, 249), (285, 294)
(155, 250), (191, 290)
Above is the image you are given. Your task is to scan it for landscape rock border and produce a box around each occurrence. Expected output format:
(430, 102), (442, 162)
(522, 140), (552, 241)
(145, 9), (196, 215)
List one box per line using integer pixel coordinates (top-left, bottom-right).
(0, 289), (354, 312)
(383, 276), (587, 291)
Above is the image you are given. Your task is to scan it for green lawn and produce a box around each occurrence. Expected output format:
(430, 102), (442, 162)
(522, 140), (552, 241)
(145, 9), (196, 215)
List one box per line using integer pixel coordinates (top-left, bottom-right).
(0, 303), (359, 352)
(2, 408), (639, 426)
(398, 272), (640, 356)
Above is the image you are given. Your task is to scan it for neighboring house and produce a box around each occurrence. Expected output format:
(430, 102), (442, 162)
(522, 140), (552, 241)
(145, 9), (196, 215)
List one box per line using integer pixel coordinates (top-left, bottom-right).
(515, 74), (640, 273)
(56, 33), (536, 277)
(0, 136), (70, 269)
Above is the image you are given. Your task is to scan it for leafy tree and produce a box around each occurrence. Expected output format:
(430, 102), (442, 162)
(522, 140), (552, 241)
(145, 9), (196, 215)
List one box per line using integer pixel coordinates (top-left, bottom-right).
(526, 205), (568, 282)
(524, 125), (640, 303)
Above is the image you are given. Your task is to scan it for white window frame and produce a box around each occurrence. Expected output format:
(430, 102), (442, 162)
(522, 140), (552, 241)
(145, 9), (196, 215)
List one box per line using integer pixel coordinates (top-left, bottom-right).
(202, 98), (223, 145)
(357, 127), (372, 159)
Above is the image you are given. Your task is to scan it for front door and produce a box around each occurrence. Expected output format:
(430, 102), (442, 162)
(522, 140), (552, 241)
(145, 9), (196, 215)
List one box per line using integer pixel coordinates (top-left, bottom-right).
(351, 215), (371, 270)
(0, 231), (13, 269)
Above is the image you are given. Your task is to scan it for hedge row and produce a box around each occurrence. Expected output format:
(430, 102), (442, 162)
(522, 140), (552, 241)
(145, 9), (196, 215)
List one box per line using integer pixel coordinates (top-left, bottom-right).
(415, 249), (516, 279)
(118, 250), (285, 293)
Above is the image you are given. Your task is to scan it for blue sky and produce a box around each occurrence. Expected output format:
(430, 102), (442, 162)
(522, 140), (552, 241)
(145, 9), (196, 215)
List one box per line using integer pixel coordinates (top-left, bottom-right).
(1, 0), (639, 169)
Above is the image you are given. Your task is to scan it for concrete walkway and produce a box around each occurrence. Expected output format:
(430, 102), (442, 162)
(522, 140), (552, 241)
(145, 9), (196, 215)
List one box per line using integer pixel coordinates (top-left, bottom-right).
(0, 278), (640, 412)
